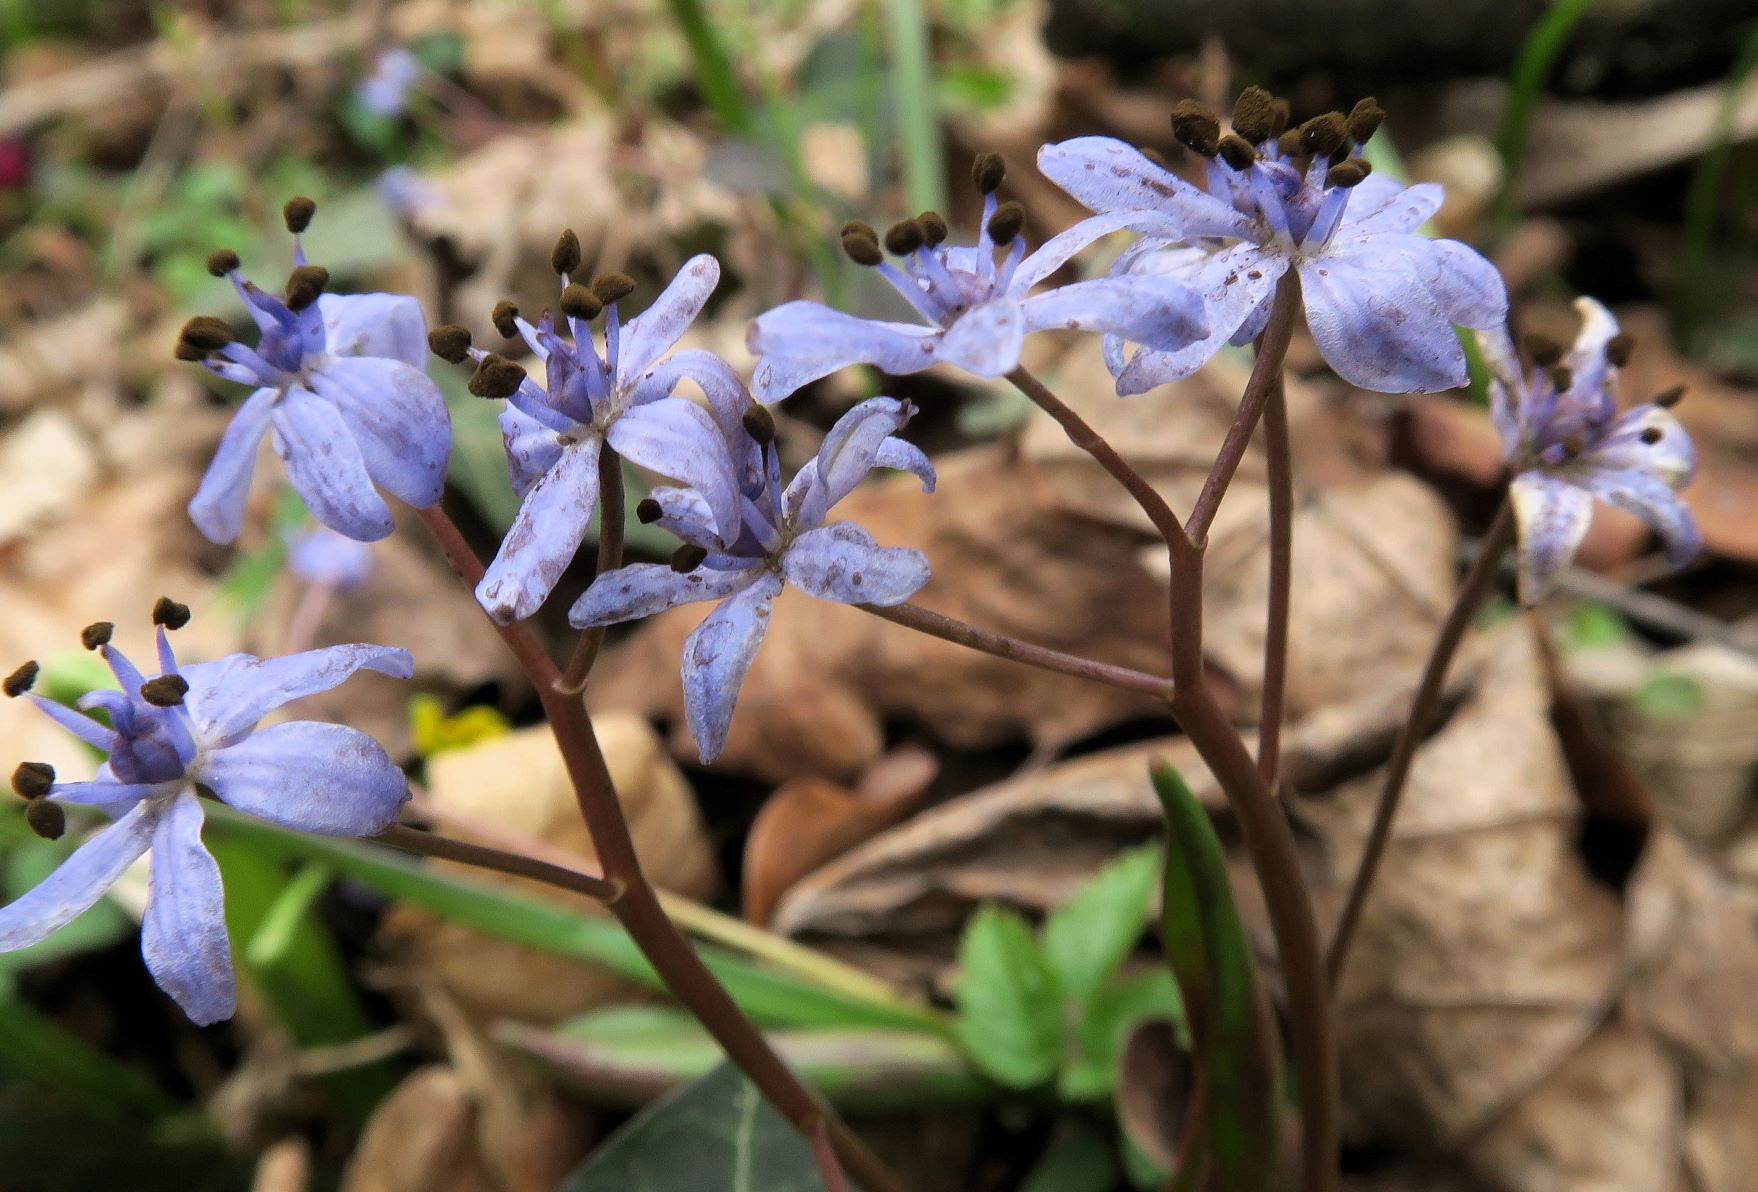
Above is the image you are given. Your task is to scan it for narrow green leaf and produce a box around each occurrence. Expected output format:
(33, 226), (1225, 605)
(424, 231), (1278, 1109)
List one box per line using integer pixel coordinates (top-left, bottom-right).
(954, 905), (1063, 1088)
(1042, 844), (1160, 1011)
(0, 976), (183, 1124)
(1491, 0), (1597, 230)
(884, 0), (947, 215)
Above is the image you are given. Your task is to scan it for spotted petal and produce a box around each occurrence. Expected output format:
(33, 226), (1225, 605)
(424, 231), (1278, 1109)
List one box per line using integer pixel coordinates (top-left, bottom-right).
(1112, 243), (1285, 395)
(1020, 273), (1207, 353)
(616, 254), (720, 383)
(181, 643), (413, 747)
(1299, 240), (1467, 393)
(681, 571), (783, 763)
(476, 437), (602, 623)
(569, 562), (763, 627)
(318, 292), (428, 369)
(748, 302), (940, 403)
(271, 386), (395, 541)
(309, 356), (451, 510)
(1036, 137), (1249, 238)
(781, 522), (929, 606)
(1511, 470), (1594, 604)
(200, 721), (409, 835)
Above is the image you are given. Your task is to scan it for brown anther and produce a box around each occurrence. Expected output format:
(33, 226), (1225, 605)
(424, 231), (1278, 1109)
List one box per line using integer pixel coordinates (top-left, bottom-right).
(1346, 98), (1386, 145)
(841, 230), (883, 267)
(282, 196), (317, 234)
(491, 299), (520, 339)
(884, 219), (925, 256)
(551, 228), (583, 276)
(26, 798), (65, 841)
(1217, 134), (1258, 171)
(670, 544), (708, 573)
(467, 355), (528, 399)
(1561, 433), (1586, 458)
(1299, 112), (1348, 158)
(205, 249), (241, 277)
(591, 273), (635, 305)
(1549, 366), (1575, 393)
(1640, 427), (1665, 445)
(1277, 129), (1303, 158)
(560, 283), (603, 321)
(1524, 334), (1565, 367)
(1325, 158), (1373, 188)
(428, 324), (473, 364)
(635, 497), (664, 524)
(151, 597), (191, 630)
(741, 404), (776, 445)
(1605, 333), (1635, 367)
(178, 316), (233, 353)
(1267, 98), (1292, 139)
(284, 264), (329, 311)
(1654, 384), (1686, 409)
(1170, 100), (1221, 156)
(140, 674), (189, 707)
(11, 762), (54, 799)
(917, 211), (949, 247)
(80, 622), (113, 651)
(3, 661), (38, 697)
(1230, 86), (1278, 144)
(971, 152), (1006, 195)
(985, 201), (1026, 244)
(174, 341), (209, 362)
(841, 220), (877, 241)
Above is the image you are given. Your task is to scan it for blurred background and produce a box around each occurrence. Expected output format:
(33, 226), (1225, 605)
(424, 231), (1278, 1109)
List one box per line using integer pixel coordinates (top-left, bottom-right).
(1, 1), (1756, 1190)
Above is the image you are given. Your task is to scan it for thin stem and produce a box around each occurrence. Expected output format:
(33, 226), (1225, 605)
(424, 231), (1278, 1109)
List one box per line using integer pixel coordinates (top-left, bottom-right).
(1325, 496), (1516, 991)
(1258, 371), (1292, 789)
(375, 823), (623, 903)
(858, 601), (1174, 700)
(810, 1116), (853, 1192)
(558, 447), (626, 694)
(1006, 366), (1187, 548)
(1186, 273), (1303, 544)
(413, 503), (906, 1192)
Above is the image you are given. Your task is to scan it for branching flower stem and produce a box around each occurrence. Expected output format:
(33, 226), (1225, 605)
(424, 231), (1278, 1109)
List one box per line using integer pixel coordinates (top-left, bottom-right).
(414, 504), (907, 1192)
(1325, 496), (1517, 991)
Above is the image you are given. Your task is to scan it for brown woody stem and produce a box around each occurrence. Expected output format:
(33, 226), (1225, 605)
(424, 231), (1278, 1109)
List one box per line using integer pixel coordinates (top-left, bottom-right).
(1258, 371), (1292, 789)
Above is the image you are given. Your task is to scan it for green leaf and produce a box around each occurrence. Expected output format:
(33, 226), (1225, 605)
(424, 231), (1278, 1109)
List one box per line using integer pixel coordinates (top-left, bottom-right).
(558, 1063), (821, 1192)
(1020, 1120), (1120, 1192)
(954, 905), (1063, 1089)
(1042, 844), (1160, 1011)
(0, 976), (184, 1126)
(1565, 602), (1631, 651)
(1061, 968), (1183, 1103)
(1633, 671), (1706, 719)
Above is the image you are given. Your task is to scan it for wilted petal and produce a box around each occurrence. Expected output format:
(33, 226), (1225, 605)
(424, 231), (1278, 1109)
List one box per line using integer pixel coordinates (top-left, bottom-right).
(1113, 244), (1284, 395)
(309, 356), (451, 509)
(1511, 470), (1593, 604)
(271, 387), (395, 541)
(1571, 464), (1702, 568)
(781, 522), (929, 606)
(616, 254), (720, 382)
(607, 400), (740, 545)
(1020, 273), (1206, 352)
(1299, 242), (1465, 393)
(141, 792), (234, 1026)
(188, 387), (277, 545)
(569, 562), (762, 627)
(318, 292), (428, 368)
(182, 643), (413, 747)
(1564, 296), (1621, 400)
(938, 299), (1026, 377)
(1036, 137), (1248, 238)
(799, 397), (913, 528)
(747, 302), (939, 403)
(681, 571), (783, 763)
(200, 721), (408, 835)
(874, 438), (936, 492)
(476, 437), (602, 623)
(0, 799), (155, 953)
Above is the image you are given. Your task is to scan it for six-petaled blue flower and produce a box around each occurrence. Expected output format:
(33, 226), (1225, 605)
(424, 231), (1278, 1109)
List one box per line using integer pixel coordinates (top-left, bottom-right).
(1478, 298), (1700, 604)
(569, 397), (935, 762)
(1, 608), (411, 1025)
(1038, 92), (1507, 394)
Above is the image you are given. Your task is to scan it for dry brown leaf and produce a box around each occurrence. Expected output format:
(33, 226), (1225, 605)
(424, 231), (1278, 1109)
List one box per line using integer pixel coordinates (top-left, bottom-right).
(379, 714), (715, 1023)
(340, 1066), (495, 1192)
(1115, 1018), (1193, 1175)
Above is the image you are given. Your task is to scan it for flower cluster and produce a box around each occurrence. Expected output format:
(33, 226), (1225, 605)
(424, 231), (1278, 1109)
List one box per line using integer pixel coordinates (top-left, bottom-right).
(1478, 299), (1699, 602)
(2, 602), (411, 1024)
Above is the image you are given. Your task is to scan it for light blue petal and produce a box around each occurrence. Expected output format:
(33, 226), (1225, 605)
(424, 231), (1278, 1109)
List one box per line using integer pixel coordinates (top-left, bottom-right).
(568, 562), (762, 627)
(1113, 244), (1284, 395)
(747, 302), (940, 402)
(181, 643), (413, 747)
(188, 386), (277, 545)
(1425, 238), (1509, 329)
(606, 400), (741, 546)
(937, 299), (1026, 377)
(1036, 137), (1249, 237)
(501, 402), (566, 500)
(800, 397), (914, 529)
(476, 436), (601, 623)
(1570, 465), (1702, 569)
(616, 254), (720, 383)
(873, 438), (936, 493)
(1020, 273), (1207, 351)
(308, 356), (452, 509)
(141, 792), (235, 1026)
(0, 799), (155, 953)
(1585, 405), (1695, 488)
(200, 721), (408, 835)
(317, 292), (428, 368)
(1008, 210), (1185, 293)
(270, 387), (395, 541)
(682, 571), (783, 763)
(637, 349), (752, 456)
(1335, 179), (1443, 238)
(781, 522), (929, 606)
(1298, 246), (1465, 393)
(1511, 471), (1593, 604)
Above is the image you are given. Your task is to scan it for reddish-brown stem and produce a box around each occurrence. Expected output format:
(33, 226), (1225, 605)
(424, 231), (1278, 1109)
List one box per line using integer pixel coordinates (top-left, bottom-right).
(1325, 496), (1516, 991)
(809, 1117), (853, 1192)
(1186, 274), (1303, 544)
(558, 446), (626, 694)
(1257, 371), (1292, 789)
(858, 601), (1175, 700)
(375, 822), (622, 902)
(413, 503), (905, 1192)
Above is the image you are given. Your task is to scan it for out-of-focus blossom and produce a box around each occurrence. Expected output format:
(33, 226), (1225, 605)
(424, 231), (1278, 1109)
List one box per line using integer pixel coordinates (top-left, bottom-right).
(1478, 298), (1700, 603)
(1039, 90), (1507, 394)
(0, 602), (410, 1024)
(356, 47), (423, 118)
(288, 525), (374, 591)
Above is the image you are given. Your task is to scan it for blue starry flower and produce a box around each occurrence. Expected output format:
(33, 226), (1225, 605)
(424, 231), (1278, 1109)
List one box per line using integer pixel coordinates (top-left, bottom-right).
(569, 397), (934, 762)
(0, 603), (411, 1025)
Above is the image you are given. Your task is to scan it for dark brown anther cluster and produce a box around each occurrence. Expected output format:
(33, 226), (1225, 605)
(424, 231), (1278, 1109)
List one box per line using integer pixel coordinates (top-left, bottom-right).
(560, 284), (602, 321)
(283, 196), (317, 235)
(1654, 384), (1686, 409)
(884, 219), (924, 256)
(552, 228), (583, 277)
(468, 354), (528, 399)
(140, 674), (190, 708)
(971, 151), (1006, 195)
(741, 404), (776, 446)
(205, 249), (241, 278)
(25, 798), (64, 841)
(152, 597), (191, 630)
(1605, 332), (1635, 367)
(841, 221), (882, 266)
(670, 544), (708, 573)
(986, 200), (1025, 244)
(1171, 99), (1221, 157)
(591, 273), (635, 306)
(635, 497), (664, 524)
(492, 300), (521, 339)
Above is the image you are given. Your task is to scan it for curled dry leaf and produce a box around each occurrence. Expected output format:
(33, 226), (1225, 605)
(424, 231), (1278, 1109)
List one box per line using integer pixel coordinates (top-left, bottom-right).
(379, 715), (716, 1023)
(340, 1066), (496, 1192)
(1115, 1018), (1193, 1176)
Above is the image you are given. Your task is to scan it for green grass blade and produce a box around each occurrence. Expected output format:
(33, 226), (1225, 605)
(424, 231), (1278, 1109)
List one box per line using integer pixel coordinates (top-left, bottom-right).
(663, 0), (756, 135)
(1671, 18), (1758, 344)
(885, 0), (947, 215)
(1491, 0), (1597, 230)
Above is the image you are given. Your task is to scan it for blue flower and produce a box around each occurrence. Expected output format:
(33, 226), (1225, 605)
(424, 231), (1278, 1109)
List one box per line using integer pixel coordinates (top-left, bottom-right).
(181, 201), (451, 544)
(287, 525), (375, 591)
(453, 251), (752, 623)
(569, 397), (934, 762)
(1038, 93), (1508, 394)
(1, 606), (411, 1025)
(356, 47), (423, 118)
(747, 154), (1204, 402)
(1477, 298), (1700, 604)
